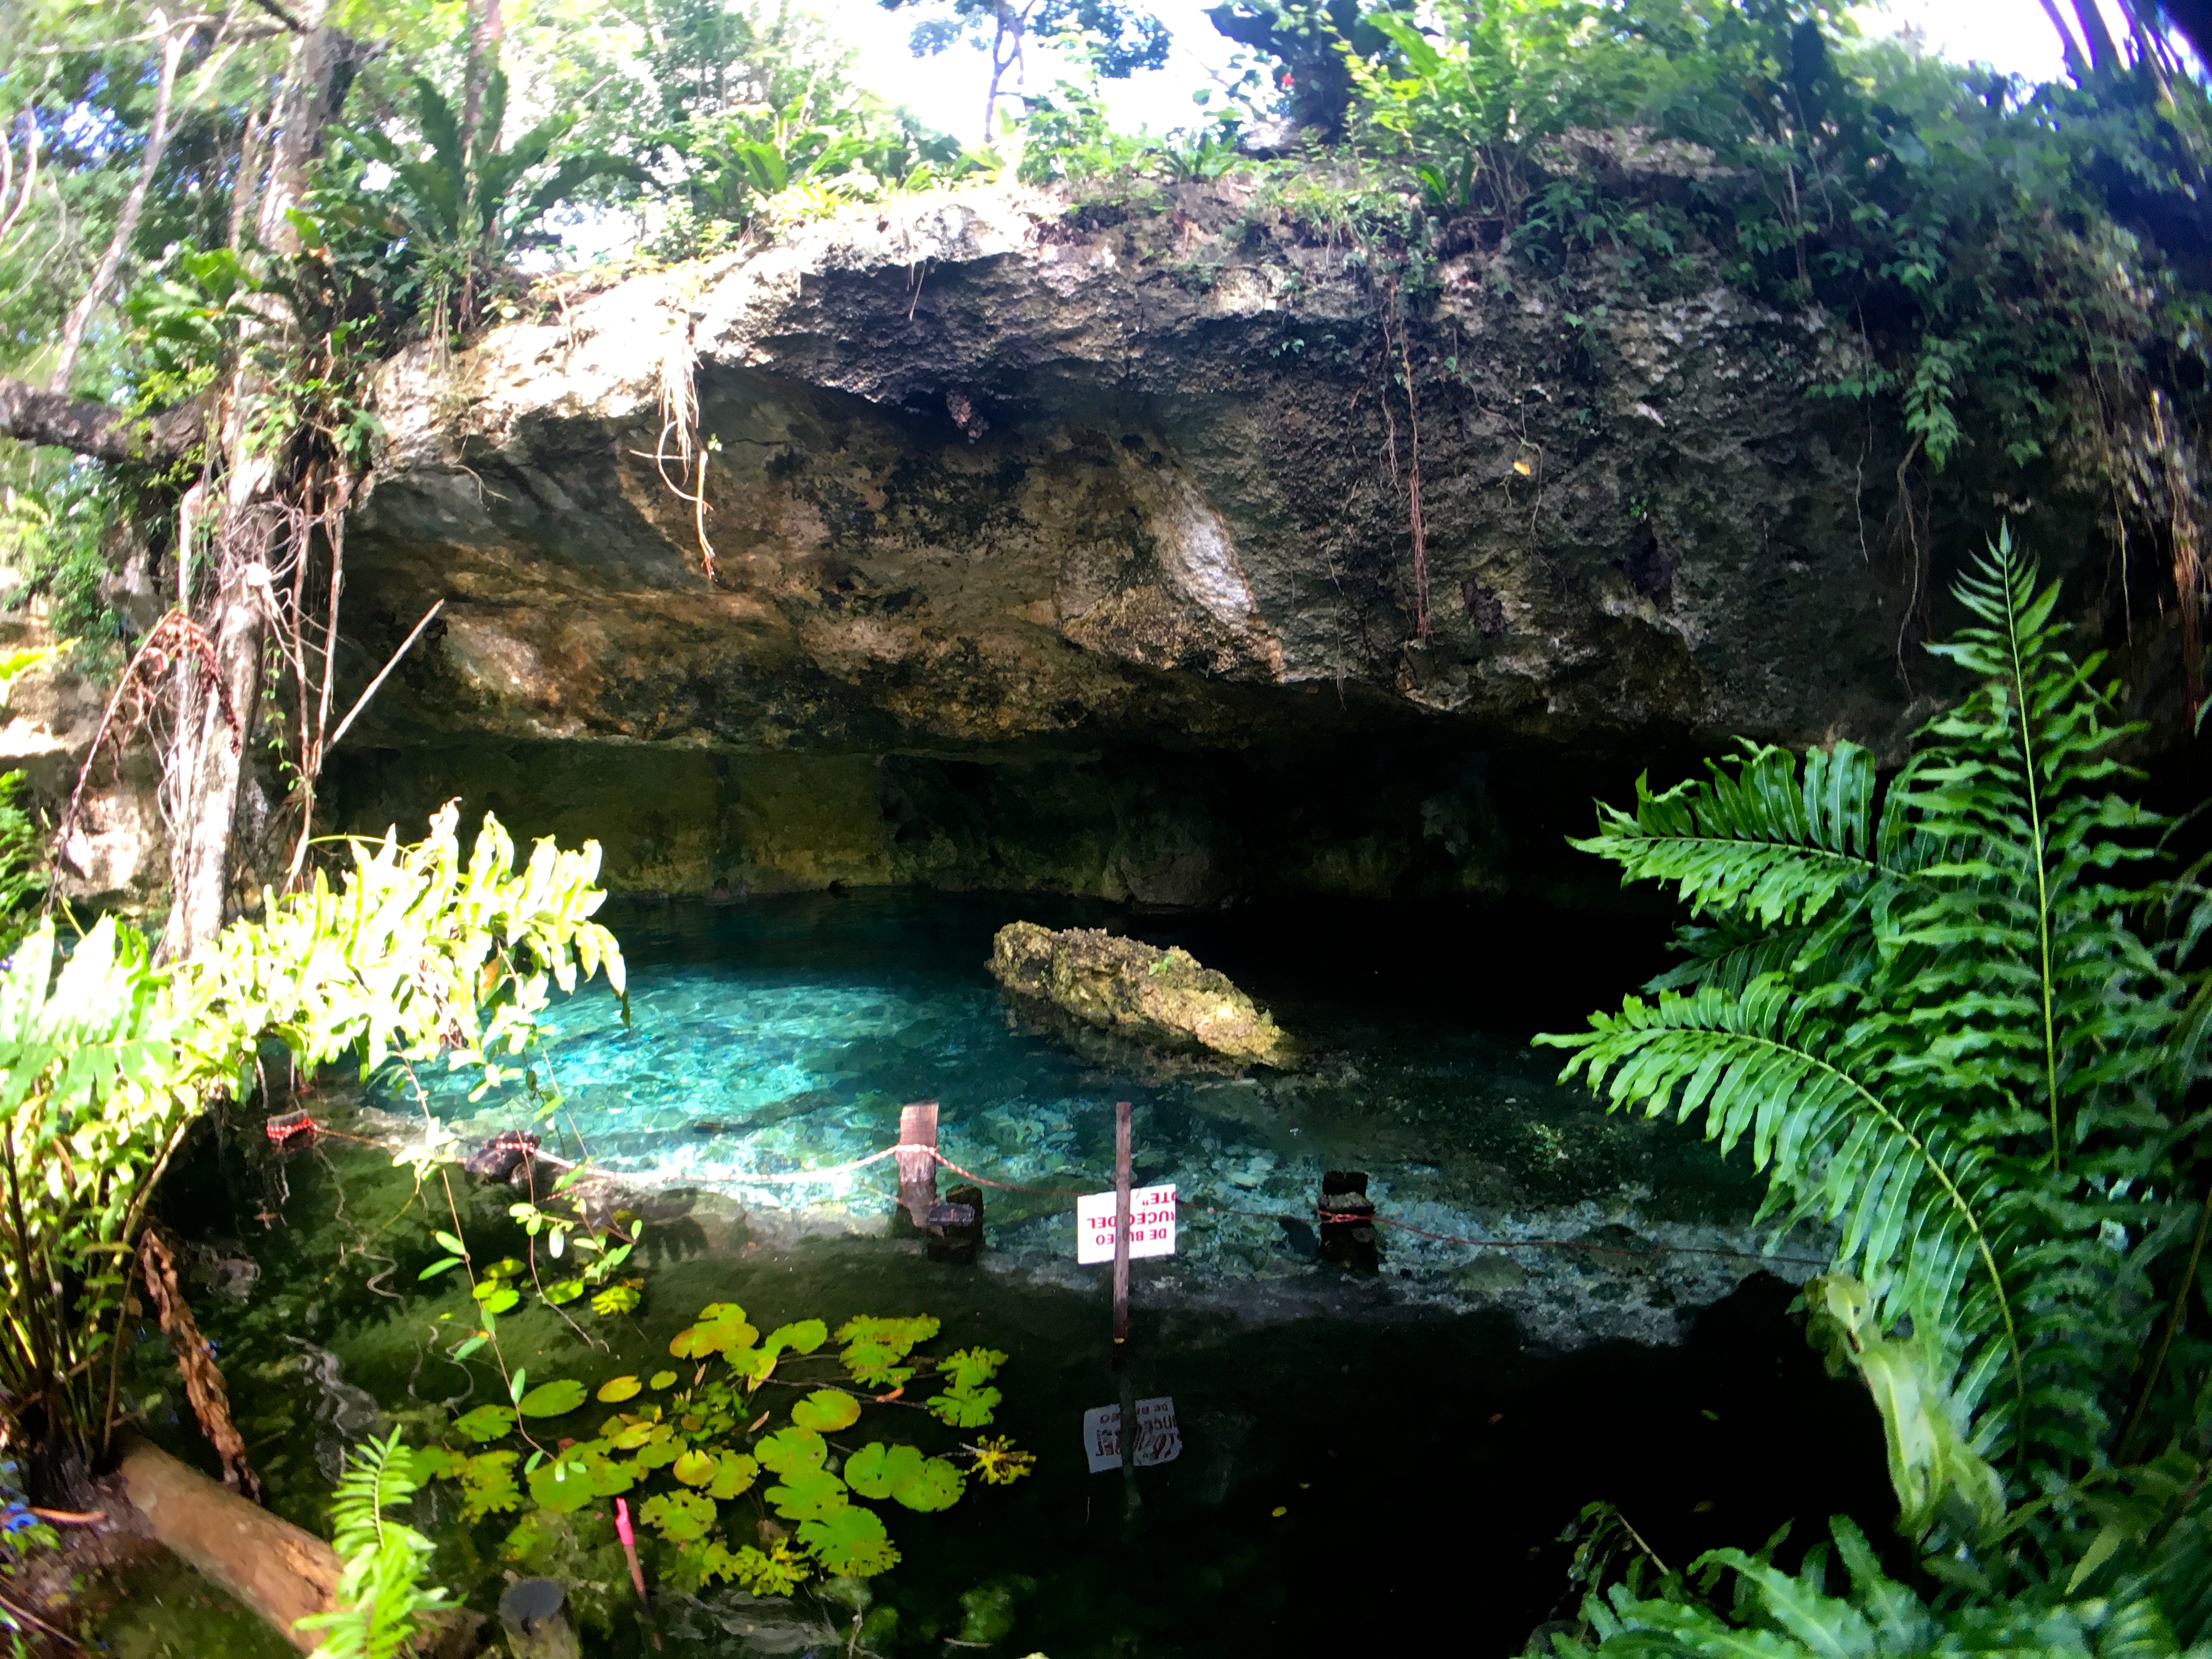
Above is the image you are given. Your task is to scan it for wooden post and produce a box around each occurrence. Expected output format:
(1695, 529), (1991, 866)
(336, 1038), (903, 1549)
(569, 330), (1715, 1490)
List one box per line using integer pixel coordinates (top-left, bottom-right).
(1111, 1100), (1132, 1368)
(498, 1579), (581, 1659)
(1318, 1170), (1380, 1273)
(896, 1100), (939, 1233)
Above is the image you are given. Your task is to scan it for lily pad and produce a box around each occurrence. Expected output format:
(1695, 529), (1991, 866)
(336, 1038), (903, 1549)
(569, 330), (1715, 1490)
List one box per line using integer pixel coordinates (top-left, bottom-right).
(926, 1384), (1001, 1428)
(409, 1445), (466, 1483)
(764, 1319), (828, 1355)
(638, 1489), (718, 1543)
(764, 1466), (849, 1520)
(789, 1389), (863, 1433)
(517, 1378), (589, 1418)
(527, 1453), (600, 1513)
(454, 1450), (521, 1521)
(939, 1347), (1007, 1389)
(596, 1376), (642, 1404)
(649, 1370), (678, 1389)
(754, 1427), (828, 1475)
(542, 1278), (585, 1306)
(798, 1504), (899, 1577)
(836, 1314), (939, 1389)
(631, 1431), (683, 1470)
(672, 1449), (718, 1487)
(450, 1404), (515, 1443)
(591, 1282), (641, 1316)
(891, 1455), (966, 1513)
(671, 1302), (758, 1358)
(843, 1442), (922, 1500)
(707, 1451), (760, 1500)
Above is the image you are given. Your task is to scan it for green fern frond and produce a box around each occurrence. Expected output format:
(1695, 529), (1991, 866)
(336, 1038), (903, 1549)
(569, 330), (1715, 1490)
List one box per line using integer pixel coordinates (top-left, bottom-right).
(297, 1432), (446, 1659)
(1571, 740), (1887, 929)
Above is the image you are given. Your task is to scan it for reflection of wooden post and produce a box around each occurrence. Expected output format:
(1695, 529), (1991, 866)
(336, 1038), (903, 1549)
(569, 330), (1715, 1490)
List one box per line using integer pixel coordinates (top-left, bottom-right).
(1112, 1099), (1141, 1528)
(896, 1101), (939, 1232)
(1111, 1100), (1132, 1368)
(1318, 1170), (1380, 1273)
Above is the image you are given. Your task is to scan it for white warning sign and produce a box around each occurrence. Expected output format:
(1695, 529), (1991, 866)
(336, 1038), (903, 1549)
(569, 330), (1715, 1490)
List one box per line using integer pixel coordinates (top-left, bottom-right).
(1082, 1397), (1183, 1472)
(1076, 1185), (1177, 1264)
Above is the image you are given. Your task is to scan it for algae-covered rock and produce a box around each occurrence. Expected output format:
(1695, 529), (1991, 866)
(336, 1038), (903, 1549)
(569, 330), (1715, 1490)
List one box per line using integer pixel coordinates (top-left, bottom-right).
(988, 922), (1295, 1067)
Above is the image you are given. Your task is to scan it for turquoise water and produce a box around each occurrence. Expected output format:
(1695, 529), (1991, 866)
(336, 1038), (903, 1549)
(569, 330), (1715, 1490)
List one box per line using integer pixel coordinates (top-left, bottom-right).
(377, 890), (1780, 1345)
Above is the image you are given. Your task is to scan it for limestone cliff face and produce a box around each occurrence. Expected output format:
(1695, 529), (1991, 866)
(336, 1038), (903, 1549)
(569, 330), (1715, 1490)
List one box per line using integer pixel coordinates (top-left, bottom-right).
(338, 173), (1932, 902)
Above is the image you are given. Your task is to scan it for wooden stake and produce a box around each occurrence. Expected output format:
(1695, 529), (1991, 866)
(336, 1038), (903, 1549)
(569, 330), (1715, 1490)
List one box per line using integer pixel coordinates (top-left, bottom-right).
(1112, 1100), (1132, 1368)
(896, 1100), (940, 1232)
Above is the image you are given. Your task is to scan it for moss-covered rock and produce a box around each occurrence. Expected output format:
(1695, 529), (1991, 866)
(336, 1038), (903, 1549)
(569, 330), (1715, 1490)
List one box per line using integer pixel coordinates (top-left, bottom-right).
(988, 921), (1294, 1066)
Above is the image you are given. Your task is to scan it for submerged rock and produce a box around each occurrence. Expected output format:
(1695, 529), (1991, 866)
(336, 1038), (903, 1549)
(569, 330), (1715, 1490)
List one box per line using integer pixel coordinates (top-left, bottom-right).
(988, 921), (1295, 1066)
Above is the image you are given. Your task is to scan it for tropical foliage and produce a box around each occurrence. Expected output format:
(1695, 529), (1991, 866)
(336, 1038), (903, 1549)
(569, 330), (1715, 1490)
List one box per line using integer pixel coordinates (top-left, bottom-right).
(1540, 533), (2212, 1650)
(0, 804), (622, 1502)
(293, 1432), (450, 1659)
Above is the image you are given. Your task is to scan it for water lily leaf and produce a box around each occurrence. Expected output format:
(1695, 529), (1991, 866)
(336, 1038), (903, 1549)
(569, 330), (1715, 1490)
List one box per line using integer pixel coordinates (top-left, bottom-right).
(527, 1452), (600, 1513)
(672, 1449), (718, 1487)
(836, 1314), (938, 1387)
(891, 1456), (966, 1513)
(672, 1302), (758, 1358)
(603, 1416), (656, 1451)
(789, 1389), (862, 1434)
(517, 1378), (589, 1418)
(843, 1442), (921, 1500)
(484, 1258), (526, 1280)
(649, 1370), (678, 1389)
(639, 1489), (718, 1543)
(764, 1466), (848, 1520)
(926, 1384), (1001, 1429)
(592, 1282), (641, 1316)
(597, 1376), (642, 1404)
(455, 1450), (521, 1521)
(450, 1404), (515, 1443)
(764, 1319), (828, 1355)
(939, 1347), (1006, 1389)
(632, 1430), (683, 1470)
(754, 1427), (828, 1475)
(725, 1346), (777, 1386)
(798, 1504), (899, 1577)
(409, 1444), (466, 1482)
(542, 1278), (585, 1306)
(707, 1451), (759, 1500)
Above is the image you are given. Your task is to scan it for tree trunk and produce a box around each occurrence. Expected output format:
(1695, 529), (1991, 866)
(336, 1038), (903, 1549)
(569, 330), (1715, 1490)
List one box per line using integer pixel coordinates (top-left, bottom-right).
(0, 376), (202, 462)
(461, 0), (505, 168)
(158, 9), (360, 964)
(48, 12), (189, 395)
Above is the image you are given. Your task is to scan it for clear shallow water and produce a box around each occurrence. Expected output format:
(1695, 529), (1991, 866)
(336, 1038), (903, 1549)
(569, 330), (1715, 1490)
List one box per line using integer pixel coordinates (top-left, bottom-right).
(375, 890), (1776, 1340)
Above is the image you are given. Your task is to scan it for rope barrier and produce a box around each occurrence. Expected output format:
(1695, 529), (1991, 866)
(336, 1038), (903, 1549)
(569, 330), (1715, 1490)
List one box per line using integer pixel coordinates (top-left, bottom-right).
(429, 1125), (1829, 1271)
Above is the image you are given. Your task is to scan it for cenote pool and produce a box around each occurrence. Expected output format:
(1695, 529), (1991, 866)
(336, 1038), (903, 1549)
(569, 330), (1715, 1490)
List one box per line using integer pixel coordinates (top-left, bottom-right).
(128, 891), (1891, 1658)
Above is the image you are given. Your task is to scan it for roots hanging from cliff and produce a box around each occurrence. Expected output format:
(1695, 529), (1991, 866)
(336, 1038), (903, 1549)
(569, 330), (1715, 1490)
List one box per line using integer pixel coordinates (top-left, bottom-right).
(1378, 280), (1431, 642)
(653, 321), (720, 582)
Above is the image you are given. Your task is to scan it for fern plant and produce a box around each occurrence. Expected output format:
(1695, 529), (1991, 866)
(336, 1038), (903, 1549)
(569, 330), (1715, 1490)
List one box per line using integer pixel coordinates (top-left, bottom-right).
(1539, 529), (2211, 1627)
(294, 1432), (449, 1659)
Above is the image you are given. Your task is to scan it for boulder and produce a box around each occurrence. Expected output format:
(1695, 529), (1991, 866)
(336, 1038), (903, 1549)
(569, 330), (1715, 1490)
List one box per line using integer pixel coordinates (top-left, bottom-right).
(988, 921), (1294, 1066)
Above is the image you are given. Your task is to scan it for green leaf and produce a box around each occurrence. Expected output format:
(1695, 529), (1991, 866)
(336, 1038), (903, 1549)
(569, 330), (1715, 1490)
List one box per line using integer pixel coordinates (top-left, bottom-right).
(418, 1256), (464, 1280)
(542, 1278), (585, 1306)
(433, 1231), (467, 1256)
(789, 1390), (863, 1434)
(638, 1489), (718, 1543)
(454, 1449), (521, 1521)
(507, 1367), (527, 1403)
(926, 1385), (1001, 1429)
(764, 1319), (828, 1355)
(517, 1378), (589, 1418)
(596, 1376), (641, 1403)
(450, 1404), (515, 1443)
(672, 1449), (718, 1487)
(939, 1347), (1006, 1389)
(707, 1452), (759, 1500)
(764, 1466), (849, 1520)
(591, 1282), (641, 1316)
(797, 1504), (899, 1577)
(843, 1442), (920, 1501)
(648, 1370), (678, 1390)
(754, 1427), (828, 1475)
(890, 1456), (966, 1513)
